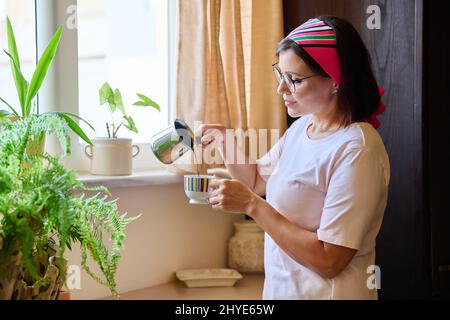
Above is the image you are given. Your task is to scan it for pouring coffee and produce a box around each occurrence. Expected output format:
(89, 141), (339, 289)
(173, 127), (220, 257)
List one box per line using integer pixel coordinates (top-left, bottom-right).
(151, 120), (226, 205)
(150, 119), (199, 165)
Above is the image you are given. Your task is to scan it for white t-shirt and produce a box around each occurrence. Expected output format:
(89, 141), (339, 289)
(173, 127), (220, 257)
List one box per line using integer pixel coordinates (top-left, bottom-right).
(257, 114), (390, 300)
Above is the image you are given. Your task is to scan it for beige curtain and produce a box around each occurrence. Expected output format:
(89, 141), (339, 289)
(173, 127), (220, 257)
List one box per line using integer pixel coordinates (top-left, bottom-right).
(173, 0), (286, 174)
(241, 0), (286, 130)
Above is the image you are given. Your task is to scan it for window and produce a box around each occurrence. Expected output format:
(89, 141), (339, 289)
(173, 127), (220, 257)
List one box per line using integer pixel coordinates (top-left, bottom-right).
(77, 0), (169, 144)
(0, 0), (36, 112)
(18, 0), (176, 171)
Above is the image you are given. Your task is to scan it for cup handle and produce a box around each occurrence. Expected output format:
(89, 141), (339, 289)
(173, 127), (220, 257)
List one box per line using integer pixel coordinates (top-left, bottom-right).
(132, 145), (140, 158)
(85, 145), (93, 159)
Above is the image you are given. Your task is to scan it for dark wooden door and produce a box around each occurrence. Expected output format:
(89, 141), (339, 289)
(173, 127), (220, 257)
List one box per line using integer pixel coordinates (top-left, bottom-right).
(425, 0), (450, 299)
(283, 0), (428, 299)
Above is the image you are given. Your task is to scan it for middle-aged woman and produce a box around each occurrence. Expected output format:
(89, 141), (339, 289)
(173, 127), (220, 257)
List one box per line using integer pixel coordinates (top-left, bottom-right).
(197, 16), (390, 300)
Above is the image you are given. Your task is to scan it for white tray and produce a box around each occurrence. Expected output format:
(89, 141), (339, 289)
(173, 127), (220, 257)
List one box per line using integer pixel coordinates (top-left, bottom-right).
(176, 268), (243, 288)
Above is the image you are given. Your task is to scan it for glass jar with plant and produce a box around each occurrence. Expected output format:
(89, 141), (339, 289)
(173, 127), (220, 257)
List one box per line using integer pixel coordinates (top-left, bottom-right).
(0, 17), (94, 152)
(0, 114), (139, 300)
(84, 82), (161, 176)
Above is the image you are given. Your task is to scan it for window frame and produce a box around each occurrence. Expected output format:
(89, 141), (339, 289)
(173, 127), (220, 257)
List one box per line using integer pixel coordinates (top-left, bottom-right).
(37, 0), (177, 172)
(0, 0), (38, 115)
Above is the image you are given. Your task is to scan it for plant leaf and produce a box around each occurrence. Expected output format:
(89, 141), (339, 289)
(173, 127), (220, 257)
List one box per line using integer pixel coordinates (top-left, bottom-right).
(0, 110), (12, 118)
(99, 82), (116, 112)
(24, 25), (63, 116)
(59, 112), (96, 132)
(114, 89), (126, 115)
(4, 50), (28, 116)
(58, 113), (93, 145)
(6, 17), (21, 70)
(0, 96), (19, 117)
(6, 17), (28, 114)
(123, 115), (138, 134)
(133, 93), (161, 112)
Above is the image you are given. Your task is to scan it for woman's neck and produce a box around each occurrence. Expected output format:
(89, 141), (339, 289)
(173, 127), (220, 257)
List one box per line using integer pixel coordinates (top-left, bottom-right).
(311, 113), (341, 131)
(307, 114), (342, 139)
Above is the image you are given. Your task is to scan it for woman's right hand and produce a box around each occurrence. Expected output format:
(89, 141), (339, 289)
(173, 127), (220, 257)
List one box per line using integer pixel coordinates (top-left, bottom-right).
(195, 124), (227, 149)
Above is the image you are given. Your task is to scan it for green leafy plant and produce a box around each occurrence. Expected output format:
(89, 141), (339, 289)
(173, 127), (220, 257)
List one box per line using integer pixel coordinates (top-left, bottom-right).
(0, 17), (94, 145)
(99, 82), (161, 139)
(0, 115), (139, 298)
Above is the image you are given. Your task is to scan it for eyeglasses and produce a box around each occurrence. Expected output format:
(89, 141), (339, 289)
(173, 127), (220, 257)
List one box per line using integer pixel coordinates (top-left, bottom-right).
(272, 63), (318, 93)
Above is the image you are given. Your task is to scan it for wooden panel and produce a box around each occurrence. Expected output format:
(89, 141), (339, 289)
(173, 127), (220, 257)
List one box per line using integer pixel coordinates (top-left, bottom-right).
(425, 0), (450, 297)
(283, 0), (427, 299)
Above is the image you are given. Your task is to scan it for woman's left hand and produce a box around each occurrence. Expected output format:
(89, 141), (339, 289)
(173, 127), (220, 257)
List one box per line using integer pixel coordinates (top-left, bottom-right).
(209, 178), (256, 214)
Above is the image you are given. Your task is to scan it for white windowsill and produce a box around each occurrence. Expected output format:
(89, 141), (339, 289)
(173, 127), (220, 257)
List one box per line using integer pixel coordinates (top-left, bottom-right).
(77, 170), (183, 188)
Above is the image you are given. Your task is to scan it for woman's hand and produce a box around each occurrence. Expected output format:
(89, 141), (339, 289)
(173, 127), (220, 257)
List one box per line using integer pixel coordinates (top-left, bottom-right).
(209, 178), (257, 214)
(195, 124), (227, 149)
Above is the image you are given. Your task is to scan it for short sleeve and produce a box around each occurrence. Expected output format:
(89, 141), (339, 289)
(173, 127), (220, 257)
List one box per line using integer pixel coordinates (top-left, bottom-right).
(256, 131), (287, 181)
(317, 148), (388, 250)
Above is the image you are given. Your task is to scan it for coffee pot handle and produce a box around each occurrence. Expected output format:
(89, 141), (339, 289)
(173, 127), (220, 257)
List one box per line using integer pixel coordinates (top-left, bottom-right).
(195, 136), (202, 146)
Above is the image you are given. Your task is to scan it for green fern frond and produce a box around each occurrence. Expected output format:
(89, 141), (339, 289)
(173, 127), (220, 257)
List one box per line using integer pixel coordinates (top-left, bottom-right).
(0, 115), (139, 296)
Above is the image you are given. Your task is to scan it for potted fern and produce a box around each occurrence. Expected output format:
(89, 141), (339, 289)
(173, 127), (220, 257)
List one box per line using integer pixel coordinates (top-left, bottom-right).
(0, 17), (94, 151)
(84, 82), (160, 176)
(0, 114), (139, 300)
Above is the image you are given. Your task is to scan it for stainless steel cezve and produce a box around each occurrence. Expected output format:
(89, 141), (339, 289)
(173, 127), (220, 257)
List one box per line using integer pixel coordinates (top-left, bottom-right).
(150, 119), (197, 164)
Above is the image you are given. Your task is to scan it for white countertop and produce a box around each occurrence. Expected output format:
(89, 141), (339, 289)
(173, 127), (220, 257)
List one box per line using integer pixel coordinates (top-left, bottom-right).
(103, 274), (264, 300)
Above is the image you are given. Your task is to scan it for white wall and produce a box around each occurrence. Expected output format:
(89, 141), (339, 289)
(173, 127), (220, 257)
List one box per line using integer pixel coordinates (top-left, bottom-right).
(66, 182), (243, 300)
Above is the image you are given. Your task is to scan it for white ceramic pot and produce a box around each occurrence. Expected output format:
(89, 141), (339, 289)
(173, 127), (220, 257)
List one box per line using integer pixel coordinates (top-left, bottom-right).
(85, 138), (140, 176)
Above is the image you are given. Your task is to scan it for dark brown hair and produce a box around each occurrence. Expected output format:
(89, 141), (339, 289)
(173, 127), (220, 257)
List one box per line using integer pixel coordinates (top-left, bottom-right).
(277, 15), (381, 128)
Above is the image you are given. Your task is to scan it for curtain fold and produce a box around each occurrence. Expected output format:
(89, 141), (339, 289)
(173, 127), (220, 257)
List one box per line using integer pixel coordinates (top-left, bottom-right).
(174, 0), (286, 174)
(219, 0), (248, 129)
(176, 0), (208, 125)
(242, 0), (286, 131)
(204, 0), (231, 126)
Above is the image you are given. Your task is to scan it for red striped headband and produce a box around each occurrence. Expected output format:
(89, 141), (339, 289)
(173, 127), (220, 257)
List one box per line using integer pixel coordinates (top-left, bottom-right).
(286, 18), (385, 129)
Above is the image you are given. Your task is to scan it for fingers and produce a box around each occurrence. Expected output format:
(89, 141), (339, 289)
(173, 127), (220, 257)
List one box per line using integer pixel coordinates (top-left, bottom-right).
(208, 178), (226, 207)
(208, 193), (222, 206)
(207, 180), (253, 214)
(194, 124), (226, 147)
(202, 130), (224, 147)
(209, 178), (226, 190)
(194, 124), (225, 136)
(201, 134), (215, 146)
(207, 168), (232, 179)
(209, 191), (224, 211)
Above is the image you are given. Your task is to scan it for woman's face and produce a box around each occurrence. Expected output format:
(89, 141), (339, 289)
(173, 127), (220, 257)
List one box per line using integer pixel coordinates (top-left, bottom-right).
(277, 49), (338, 119)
